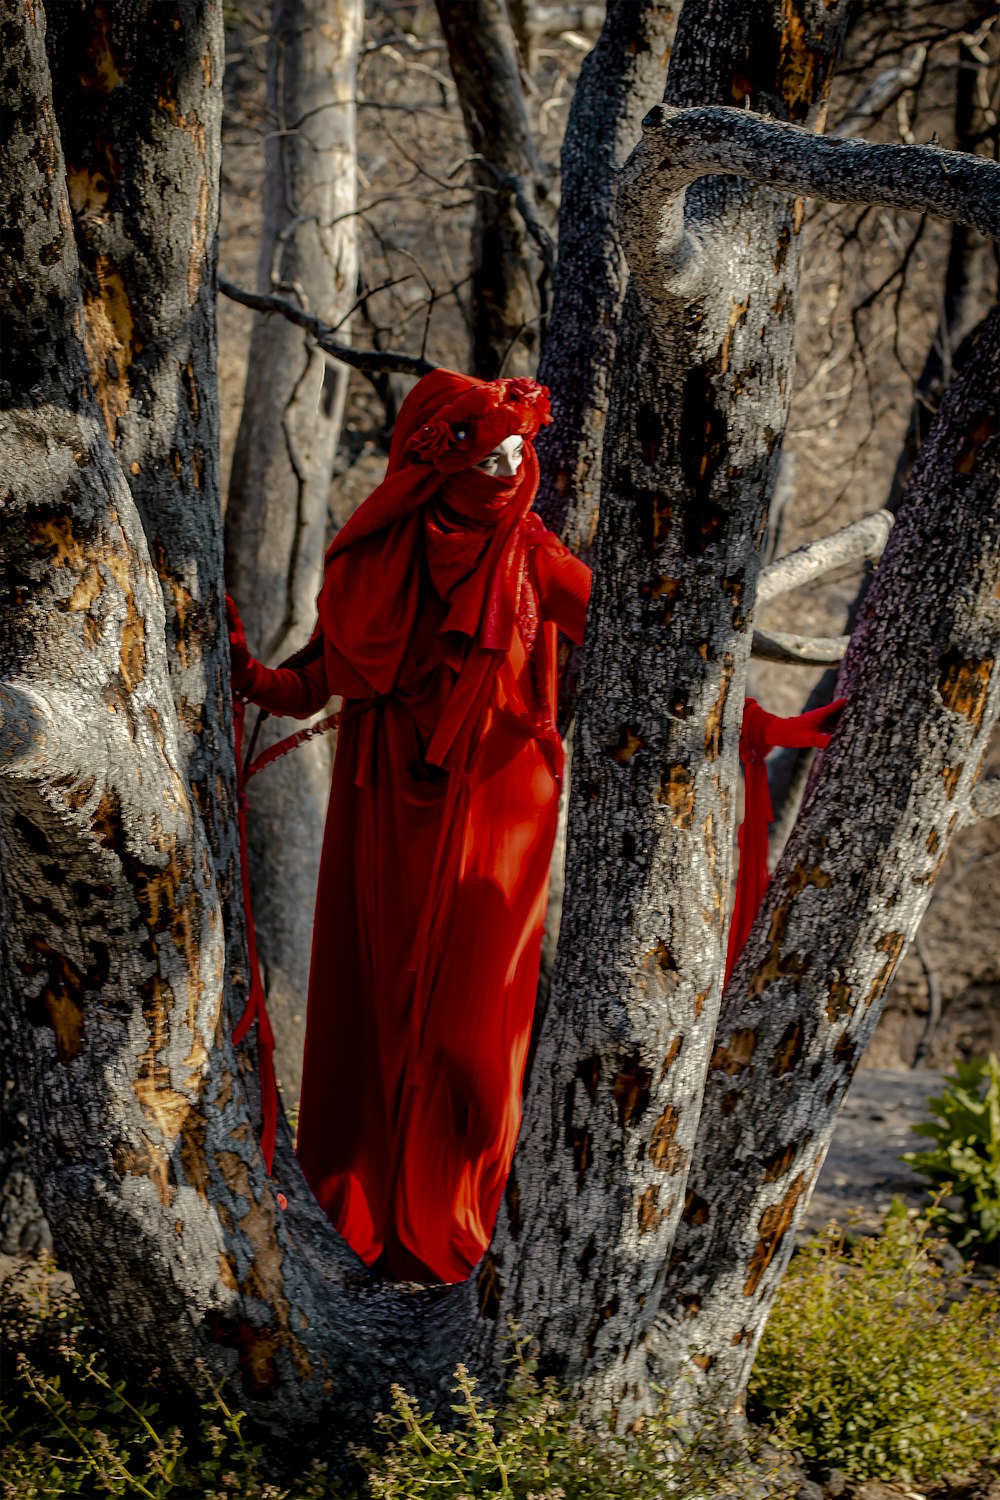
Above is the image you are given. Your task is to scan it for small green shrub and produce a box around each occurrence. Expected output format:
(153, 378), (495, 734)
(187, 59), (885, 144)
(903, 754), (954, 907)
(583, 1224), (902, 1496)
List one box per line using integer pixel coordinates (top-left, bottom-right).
(902, 1052), (1000, 1251)
(0, 1259), (330, 1500)
(748, 1203), (1000, 1484)
(353, 1351), (791, 1499)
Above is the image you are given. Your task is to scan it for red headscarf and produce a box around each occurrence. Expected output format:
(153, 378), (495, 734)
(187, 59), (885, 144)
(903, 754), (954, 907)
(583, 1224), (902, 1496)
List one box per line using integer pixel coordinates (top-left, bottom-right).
(317, 369), (552, 770)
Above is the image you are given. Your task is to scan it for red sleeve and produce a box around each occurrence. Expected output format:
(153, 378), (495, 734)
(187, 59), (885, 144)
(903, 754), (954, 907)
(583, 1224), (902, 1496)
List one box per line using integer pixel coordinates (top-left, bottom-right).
(236, 637), (332, 720)
(528, 520), (592, 646)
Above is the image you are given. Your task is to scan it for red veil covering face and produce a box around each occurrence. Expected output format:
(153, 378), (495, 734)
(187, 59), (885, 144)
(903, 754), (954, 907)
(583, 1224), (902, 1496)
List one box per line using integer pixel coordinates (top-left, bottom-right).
(229, 369), (591, 1284)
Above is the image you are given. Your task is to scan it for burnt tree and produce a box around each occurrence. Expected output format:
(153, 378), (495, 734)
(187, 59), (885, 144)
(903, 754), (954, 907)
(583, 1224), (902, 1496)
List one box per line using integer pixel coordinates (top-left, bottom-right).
(2, 0), (998, 1453)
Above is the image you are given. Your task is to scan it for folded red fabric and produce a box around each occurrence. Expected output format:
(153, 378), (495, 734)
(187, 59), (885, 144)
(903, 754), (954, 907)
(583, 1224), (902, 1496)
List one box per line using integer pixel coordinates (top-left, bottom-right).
(725, 695), (846, 985)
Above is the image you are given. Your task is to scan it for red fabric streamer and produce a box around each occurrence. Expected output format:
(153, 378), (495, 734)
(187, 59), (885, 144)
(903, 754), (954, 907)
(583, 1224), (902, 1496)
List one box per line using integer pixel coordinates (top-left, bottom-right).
(726, 695), (846, 985)
(230, 696), (279, 1173)
(227, 369), (590, 1282)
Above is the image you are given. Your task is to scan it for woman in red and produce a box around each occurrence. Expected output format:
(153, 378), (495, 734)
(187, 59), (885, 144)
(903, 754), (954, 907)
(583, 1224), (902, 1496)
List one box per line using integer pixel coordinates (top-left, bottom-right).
(228, 369), (591, 1284)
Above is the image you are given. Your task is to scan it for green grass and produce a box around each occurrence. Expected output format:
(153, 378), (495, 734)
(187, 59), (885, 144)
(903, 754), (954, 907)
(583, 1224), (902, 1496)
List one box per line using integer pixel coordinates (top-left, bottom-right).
(4, 1206), (998, 1497)
(749, 1201), (1000, 1484)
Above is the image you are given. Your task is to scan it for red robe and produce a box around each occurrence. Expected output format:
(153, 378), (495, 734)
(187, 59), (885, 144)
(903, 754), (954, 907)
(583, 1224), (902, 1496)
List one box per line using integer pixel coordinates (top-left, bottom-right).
(235, 371), (590, 1284)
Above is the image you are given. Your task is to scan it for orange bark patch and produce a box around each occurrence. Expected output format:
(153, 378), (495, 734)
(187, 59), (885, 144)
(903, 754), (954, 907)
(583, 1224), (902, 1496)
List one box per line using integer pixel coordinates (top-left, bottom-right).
(113, 1139), (175, 1207)
(637, 1185), (662, 1234)
(744, 1172), (807, 1295)
(711, 1027), (757, 1076)
(777, 0), (825, 120)
(27, 938), (86, 1061)
(865, 931), (905, 1009)
(771, 1018), (804, 1076)
(704, 655), (735, 761)
(649, 1105), (684, 1173)
(938, 650), (994, 730)
(614, 1060), (652, 1128)
(609, 725), (644, 766)
(80, 5), (125, 91)
(214, 1150), (313, 1383)
(703, 809), (724, 915)
(941, 763), (963, 800)
(955, 410), (999, 474)
(722, 574), (746, 630)
(660, 1034), (683, 1078)
(682, 1190), (709, 1227)
(926, 827), (940, 856)
(658, 763), (695, 827)
(477, 1251), (502, 1319)
(826, 972), (854, 1022)
(189, 174), (210, 305)
(762, 1134), (810, 1183)
(118, 594), (146, 691)
(81, 255), (138, 441)
(693, 989), (710, 1018)
(720, 297), (750, 373)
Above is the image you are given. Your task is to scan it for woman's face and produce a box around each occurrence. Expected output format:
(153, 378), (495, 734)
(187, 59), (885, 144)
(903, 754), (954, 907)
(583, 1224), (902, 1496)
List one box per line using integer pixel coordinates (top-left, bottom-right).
(476, 433), (524, 478)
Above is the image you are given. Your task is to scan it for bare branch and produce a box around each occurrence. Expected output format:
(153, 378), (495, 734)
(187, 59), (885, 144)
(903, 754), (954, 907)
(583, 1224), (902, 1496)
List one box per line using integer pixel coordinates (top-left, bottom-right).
(757, 508), (894, 604)
(217, 276), (435, 378)
(751, 629), (850, 665)
(620, 105), (1000, 295)
(831, 45), (928, 138)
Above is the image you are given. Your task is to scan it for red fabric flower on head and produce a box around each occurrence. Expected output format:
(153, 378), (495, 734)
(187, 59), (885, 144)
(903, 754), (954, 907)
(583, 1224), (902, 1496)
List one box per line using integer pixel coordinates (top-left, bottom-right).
(408, 418), (458, 465)
(502, 377), (553, 427)
(404, 376), (553, 471)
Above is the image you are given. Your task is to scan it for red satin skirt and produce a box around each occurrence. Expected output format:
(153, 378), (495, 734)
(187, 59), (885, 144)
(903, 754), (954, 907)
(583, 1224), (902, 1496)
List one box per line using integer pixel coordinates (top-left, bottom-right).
(294, 696), (559, 1283)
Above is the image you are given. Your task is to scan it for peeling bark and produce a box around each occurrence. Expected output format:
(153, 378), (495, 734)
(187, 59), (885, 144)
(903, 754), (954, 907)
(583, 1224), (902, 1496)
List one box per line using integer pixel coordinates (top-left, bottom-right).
(0, 0), (453, 1443)
(656, 308), (1000, 1409)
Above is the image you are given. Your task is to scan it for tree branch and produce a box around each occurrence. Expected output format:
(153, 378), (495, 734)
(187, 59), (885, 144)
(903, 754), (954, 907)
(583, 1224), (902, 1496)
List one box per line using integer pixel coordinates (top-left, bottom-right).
(619, 105), (1000, 295)
(757, 509), (894, 604)
(217, 277), (436, 379)
(751, 629), (850, 665)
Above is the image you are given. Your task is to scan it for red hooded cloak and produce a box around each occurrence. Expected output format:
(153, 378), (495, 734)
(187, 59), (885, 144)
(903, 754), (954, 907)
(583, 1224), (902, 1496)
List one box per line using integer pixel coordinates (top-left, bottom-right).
(230, 369), (591, 1283)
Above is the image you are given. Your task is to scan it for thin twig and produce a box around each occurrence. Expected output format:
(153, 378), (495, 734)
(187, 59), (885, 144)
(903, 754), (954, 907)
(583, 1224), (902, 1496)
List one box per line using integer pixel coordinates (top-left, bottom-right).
(217, 277), (435, 379)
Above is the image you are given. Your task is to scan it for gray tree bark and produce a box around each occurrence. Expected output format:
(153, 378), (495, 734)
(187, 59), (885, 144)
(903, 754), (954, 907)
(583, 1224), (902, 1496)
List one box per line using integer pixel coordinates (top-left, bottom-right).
(473, 0), (857, 1429)
(657, 305), (1000, 1409)
(4, 0), (999, 1455)
(224, 0), (363, 1106)
(534, 0), (674, 553)
(434, 0), (546, 378)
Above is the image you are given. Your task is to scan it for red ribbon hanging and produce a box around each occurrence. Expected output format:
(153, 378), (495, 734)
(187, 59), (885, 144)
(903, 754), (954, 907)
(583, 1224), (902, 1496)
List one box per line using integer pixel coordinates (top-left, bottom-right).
(725, 696), (846, 986)
(230, 697), (279, 1173)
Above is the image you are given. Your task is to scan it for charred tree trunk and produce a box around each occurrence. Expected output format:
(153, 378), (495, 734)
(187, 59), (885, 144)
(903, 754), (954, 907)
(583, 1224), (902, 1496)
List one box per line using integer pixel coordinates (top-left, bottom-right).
(534, 0), (674, 552)
(0, 0), (421, 1446)
(223, 0), (363, 1107)
(4, 0), (999, 1453)
(473, 0), (855, 1427)
(657, 306), (1000, 1408)
(435, 0), (546, 378)
(767, 42), (999, 854)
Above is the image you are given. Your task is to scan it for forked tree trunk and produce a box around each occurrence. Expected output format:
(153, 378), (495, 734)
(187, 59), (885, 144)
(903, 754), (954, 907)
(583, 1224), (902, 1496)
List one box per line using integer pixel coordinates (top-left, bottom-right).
(3, 0), (999, 1454)
(224, 0), (363, 1105)
(435, 0), (546, 378)
(473, 0), (854, 1426)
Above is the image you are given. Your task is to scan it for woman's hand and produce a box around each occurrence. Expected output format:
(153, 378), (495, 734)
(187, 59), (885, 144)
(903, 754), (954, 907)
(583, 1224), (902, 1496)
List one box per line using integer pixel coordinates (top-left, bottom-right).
(226, 594), (257, 696)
